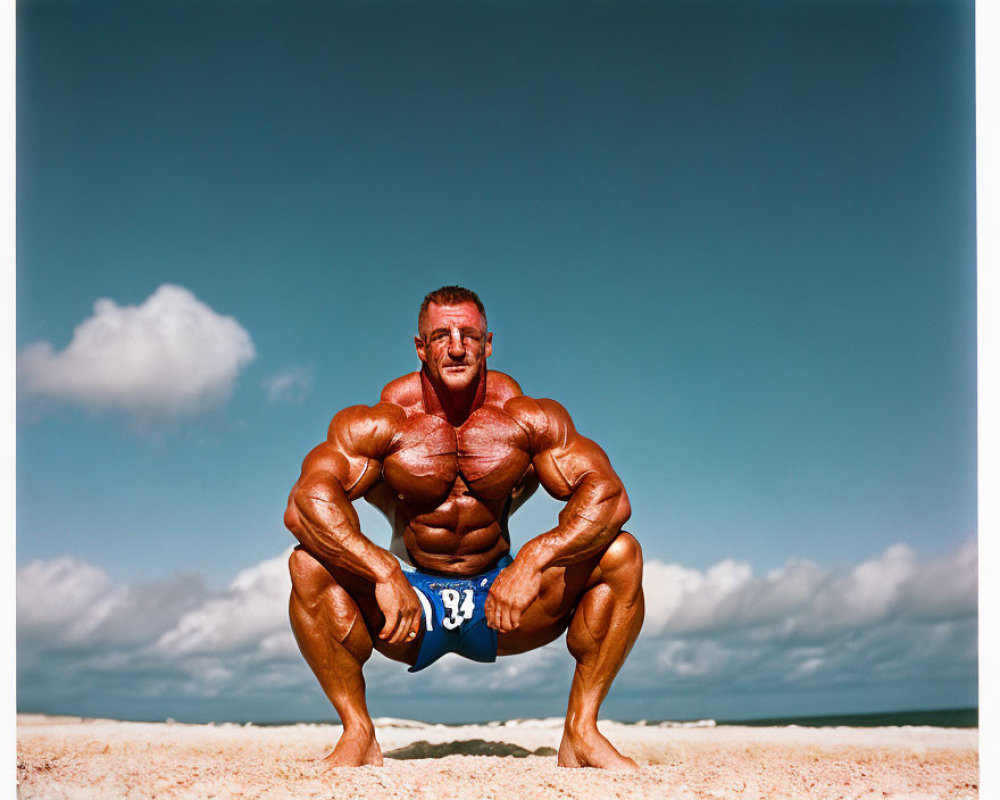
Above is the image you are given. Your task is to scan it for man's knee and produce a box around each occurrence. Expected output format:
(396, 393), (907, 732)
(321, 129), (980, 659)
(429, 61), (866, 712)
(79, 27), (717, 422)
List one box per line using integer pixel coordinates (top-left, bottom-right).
(600, 531), (643, 578)
(289, 547), (333, 603)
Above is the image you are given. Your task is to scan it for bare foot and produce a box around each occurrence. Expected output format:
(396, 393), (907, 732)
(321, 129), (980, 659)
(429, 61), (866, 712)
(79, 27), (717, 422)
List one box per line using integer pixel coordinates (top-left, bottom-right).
(321, 727), (383, 768)
(558, 725), (639, 771)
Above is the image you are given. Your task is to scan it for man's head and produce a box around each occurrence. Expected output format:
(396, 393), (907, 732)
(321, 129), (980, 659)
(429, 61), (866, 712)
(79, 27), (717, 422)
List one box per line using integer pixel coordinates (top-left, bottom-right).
(415, 286), (492, 394)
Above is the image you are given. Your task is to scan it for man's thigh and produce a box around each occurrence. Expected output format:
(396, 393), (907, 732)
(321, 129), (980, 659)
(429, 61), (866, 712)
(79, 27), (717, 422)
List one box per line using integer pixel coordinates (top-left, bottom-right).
(296, 548), (421, 665)
(496, 556), (600, 656)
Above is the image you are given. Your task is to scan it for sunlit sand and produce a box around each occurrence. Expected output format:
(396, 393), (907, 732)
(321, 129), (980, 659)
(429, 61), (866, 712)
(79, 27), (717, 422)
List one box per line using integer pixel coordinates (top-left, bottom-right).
(16, 714), (977, 799)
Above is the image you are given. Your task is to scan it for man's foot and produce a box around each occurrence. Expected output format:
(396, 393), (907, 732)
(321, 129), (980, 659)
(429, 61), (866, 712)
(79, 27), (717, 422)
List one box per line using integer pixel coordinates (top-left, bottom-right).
(558, 725), (639, 771)
(322, 727), (384, 768)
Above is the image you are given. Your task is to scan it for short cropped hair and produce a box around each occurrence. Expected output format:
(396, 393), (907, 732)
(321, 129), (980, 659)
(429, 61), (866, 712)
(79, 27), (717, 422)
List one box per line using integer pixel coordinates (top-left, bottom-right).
(418, 286), (487, 332)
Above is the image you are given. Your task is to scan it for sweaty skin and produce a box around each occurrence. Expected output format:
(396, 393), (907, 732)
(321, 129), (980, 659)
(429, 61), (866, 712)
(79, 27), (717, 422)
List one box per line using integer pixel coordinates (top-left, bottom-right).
(284, 300), (644, 770)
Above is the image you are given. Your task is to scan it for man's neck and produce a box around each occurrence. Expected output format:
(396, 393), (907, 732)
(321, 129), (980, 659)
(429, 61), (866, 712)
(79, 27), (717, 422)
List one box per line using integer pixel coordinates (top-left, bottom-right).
(420, 367), (487, 426)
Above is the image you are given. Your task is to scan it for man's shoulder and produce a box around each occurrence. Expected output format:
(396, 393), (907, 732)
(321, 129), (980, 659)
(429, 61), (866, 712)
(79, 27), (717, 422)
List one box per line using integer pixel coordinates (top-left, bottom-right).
(485, 370), (523, 404)
(501, 394), (574, 446)
(380, 372), (422, 409)
(326, 401), (406, 444)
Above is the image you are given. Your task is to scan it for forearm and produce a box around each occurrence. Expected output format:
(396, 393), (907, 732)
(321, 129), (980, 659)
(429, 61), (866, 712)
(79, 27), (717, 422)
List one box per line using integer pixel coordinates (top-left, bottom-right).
(519, 475), (630, 569)
(291, 492), (399, 583)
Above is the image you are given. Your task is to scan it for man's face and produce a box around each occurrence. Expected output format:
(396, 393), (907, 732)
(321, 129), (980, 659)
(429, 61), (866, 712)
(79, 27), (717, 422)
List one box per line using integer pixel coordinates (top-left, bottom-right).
(415, 301), (493, 393)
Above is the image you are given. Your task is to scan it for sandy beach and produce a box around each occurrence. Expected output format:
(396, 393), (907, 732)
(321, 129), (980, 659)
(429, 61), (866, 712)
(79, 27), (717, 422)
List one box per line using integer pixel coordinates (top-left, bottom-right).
(16, 714), (977, 799)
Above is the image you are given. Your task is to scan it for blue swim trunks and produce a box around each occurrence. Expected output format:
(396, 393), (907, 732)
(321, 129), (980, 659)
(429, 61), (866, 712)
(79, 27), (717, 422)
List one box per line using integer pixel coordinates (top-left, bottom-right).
(402, 555), (513, 673)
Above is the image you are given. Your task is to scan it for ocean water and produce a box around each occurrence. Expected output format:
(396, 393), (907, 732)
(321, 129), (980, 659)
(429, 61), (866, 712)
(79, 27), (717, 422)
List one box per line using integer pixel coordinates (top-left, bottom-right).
(713, 707), (978, 729)
(255, 707), (977, 729)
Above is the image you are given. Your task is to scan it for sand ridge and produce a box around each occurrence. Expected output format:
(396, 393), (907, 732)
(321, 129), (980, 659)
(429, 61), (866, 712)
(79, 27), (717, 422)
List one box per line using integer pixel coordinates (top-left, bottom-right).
(16, 715), (978, 799)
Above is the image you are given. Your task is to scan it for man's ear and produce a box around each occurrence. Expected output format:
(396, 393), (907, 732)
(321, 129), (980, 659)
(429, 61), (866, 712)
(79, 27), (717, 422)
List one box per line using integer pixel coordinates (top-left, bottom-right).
(485, 332), (493, 358)
(414, 336), (428, 363)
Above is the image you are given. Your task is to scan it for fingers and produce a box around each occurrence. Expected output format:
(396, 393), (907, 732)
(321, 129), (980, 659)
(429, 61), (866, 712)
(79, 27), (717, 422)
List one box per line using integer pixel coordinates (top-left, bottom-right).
(486, 578), (511, 631)
(378, 590), (423, 644)
(378, 603), (400, 641)
(500, 599), (514, 633)
(484, 592), (497, 630)
(507, 600), (522, 631)
(399, 602), (422, 644)
(485, 579), (500, 629)
(382, 604), (420, 644)
(487, 578), (523, 633)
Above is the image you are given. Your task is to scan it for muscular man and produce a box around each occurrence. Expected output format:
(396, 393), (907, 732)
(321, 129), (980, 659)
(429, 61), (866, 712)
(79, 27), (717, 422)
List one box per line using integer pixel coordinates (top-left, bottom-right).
(284, 286), (644, 770)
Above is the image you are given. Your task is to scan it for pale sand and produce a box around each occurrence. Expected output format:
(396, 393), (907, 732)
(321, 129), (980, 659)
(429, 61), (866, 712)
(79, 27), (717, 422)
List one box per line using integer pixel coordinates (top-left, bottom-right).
(17, 714), (978, 799)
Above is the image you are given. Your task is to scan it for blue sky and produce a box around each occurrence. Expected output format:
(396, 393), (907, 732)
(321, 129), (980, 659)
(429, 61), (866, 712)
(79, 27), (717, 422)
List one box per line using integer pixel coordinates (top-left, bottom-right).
(16, 0), (977, 724)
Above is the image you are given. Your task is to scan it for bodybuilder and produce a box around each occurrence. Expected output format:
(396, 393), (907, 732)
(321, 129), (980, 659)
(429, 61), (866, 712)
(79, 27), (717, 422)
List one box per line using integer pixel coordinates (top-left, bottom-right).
(284, 286), (644, 770)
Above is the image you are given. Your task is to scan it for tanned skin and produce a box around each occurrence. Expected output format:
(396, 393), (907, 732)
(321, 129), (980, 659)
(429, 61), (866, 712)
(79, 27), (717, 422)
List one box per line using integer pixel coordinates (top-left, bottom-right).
(284, 299), (644, 770)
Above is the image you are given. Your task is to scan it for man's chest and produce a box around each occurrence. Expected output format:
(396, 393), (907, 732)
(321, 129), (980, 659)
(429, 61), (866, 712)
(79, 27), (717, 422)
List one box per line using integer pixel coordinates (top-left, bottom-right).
(381, 406), (531, 503)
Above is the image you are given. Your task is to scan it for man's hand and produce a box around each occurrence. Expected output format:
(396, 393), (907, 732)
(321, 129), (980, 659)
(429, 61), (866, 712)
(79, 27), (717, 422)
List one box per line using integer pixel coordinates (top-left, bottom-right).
(374, 570), (423, 644)
(485, 555), (544, 633)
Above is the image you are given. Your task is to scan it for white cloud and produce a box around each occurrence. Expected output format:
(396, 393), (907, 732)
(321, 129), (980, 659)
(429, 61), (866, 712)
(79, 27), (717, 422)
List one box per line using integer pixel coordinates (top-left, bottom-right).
(16, 557), (112, 631)
(16, 556), (208, 647)
(641, 540), (977, 641)
(152, 550), (292, 656)
(15, 540), (977, 721)
(626, 540), (978, 701)
(18, 284), (256, 424)
(262, 365), (314, 405)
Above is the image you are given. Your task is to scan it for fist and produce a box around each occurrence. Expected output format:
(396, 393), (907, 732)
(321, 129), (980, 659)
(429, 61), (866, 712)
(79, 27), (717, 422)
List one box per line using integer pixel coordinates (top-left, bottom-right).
(485, 558), (543, 633)
(374, 571), (423, 645)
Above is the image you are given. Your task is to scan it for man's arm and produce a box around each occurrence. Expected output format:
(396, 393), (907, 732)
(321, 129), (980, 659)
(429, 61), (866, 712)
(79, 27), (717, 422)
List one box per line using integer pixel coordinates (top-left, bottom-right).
(516, 396), (631, 568)
(284, 402), (421, 644)
(485, 396), (631, 631)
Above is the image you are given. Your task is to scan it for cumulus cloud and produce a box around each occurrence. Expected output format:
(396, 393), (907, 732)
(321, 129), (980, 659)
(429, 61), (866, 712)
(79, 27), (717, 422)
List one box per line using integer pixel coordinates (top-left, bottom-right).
(152, 551), (292, 656)
(630, 540), (978, 702)
(16, 540), (977, 722)
(17, 556), (208, 647)
(641, 540), (978, 641)
(18, 284), (256, 425)
(262, 365), (314, 405)
(16, 557), (113, 632)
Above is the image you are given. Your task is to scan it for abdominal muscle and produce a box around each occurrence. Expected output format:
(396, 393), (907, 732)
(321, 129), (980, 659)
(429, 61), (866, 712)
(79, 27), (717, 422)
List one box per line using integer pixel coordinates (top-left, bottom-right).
(396, 483), (510, 575)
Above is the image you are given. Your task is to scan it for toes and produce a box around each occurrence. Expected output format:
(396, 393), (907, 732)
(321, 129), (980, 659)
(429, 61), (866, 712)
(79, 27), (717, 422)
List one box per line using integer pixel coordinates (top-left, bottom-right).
(558, 732), (638, 770)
